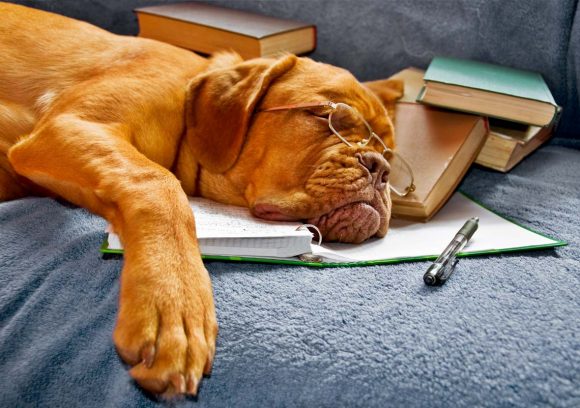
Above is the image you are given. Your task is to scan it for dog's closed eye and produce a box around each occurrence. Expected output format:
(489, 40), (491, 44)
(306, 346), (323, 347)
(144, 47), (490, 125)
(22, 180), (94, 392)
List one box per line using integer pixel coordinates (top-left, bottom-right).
(305, 106), (331, 118)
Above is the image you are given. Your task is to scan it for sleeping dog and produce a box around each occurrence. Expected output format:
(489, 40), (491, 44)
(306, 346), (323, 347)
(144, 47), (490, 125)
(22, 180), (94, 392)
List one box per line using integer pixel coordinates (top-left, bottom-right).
(0, 2), (404, 396)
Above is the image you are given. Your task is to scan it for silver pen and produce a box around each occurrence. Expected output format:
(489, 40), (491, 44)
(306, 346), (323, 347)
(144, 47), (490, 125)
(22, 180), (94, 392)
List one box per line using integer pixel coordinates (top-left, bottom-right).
(423, 217), (479, 286)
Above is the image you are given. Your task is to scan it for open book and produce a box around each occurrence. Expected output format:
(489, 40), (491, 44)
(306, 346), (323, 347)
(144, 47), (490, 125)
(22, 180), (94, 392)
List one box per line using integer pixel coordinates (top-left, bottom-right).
(102, 194), (564, 266)
(105, 197), (313, 258)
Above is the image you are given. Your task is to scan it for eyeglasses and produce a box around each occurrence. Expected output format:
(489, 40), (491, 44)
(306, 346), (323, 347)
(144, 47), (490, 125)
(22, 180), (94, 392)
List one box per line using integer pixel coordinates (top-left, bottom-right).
(260, 101), (416, 197)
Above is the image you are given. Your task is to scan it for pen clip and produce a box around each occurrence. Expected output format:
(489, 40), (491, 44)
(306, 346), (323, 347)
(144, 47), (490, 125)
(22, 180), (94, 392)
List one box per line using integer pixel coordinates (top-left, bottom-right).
(439, 257), (459, 282)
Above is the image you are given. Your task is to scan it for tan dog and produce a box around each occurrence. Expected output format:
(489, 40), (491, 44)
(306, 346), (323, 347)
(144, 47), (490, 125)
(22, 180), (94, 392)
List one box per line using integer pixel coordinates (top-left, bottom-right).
(0, 3), (403, 397)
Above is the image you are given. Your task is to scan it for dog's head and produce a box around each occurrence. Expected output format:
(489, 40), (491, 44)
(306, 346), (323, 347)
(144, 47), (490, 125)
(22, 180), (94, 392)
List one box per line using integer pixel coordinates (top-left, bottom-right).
(185, 52), (403, 244)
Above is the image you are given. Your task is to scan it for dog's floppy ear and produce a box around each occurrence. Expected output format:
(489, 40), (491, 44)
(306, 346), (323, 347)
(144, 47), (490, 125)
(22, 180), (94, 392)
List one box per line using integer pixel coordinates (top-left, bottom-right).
(363, 78), (404, 121)
(185, 53), (297, 173)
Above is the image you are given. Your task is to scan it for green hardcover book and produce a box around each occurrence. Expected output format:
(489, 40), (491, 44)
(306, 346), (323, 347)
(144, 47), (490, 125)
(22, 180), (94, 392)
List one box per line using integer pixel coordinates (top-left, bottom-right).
(417, 56), (560, 126)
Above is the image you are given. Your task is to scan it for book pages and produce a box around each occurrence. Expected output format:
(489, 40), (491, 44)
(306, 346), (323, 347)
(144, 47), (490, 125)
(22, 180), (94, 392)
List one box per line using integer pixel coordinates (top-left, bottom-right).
(188, 198), (308, 238)
(105, 197), (313, 258)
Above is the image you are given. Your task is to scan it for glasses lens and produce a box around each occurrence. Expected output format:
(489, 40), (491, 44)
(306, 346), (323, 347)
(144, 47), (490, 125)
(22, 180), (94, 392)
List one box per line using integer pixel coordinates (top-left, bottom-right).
(384, 151), (415, 196)
(329, 103), (372, 145)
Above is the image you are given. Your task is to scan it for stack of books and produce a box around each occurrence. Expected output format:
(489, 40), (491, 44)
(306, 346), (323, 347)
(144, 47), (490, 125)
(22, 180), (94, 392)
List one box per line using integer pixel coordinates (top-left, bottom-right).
(417, 57), (560, 172)
(378, 58), (560, 220)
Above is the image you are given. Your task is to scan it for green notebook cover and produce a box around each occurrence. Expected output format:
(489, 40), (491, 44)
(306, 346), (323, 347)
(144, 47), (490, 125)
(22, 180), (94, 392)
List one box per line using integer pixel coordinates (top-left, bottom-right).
(423, 56), (557, 105)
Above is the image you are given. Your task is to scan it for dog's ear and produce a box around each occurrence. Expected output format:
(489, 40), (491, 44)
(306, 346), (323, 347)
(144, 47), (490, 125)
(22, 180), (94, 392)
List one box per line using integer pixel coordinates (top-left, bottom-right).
(363, 78), (404, 121)
(185, 53), (298, 173)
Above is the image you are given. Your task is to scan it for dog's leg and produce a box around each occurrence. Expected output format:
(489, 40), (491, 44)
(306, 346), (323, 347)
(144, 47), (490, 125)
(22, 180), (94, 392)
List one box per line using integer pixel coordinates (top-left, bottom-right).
(0, 166), (28, 201)
(0, 101), (36, 201)
(8, 114), (217, 396)
(0, 147), (29, 200)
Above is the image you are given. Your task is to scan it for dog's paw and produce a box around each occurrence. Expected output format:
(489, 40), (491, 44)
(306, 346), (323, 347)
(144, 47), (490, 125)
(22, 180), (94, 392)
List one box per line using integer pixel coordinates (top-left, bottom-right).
(112, 257), (217, 397)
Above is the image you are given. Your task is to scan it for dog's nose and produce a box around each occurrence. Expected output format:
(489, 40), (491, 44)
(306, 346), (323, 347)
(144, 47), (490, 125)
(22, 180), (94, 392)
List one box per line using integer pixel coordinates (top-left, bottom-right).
(356, 152), (390, 190)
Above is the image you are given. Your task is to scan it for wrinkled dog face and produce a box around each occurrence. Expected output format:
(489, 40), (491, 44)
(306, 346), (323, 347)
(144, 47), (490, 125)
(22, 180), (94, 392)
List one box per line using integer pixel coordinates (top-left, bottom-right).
(188, 53), (401, 244)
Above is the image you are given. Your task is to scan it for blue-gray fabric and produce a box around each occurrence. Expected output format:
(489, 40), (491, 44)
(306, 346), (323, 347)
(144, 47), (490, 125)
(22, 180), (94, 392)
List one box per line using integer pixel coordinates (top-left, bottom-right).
(7, 0), (580, 144)
(1, 1), (580, 406)
(1, 146), (579, 407)
(566, 1), (580, 147)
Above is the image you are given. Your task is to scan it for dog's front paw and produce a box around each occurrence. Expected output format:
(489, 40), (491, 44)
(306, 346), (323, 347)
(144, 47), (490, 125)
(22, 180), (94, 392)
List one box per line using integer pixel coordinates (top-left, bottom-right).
(112, 256), (217, 397)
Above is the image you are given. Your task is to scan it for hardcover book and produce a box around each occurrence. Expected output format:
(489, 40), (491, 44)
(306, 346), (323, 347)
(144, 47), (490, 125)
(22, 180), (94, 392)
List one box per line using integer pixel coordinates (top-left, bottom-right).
(387, 67), (425, 103)
(475, 119), (555, 172)
(134, 2), (316, 59)
(417, 57), (560, 126)
(391, 102), (488, 221)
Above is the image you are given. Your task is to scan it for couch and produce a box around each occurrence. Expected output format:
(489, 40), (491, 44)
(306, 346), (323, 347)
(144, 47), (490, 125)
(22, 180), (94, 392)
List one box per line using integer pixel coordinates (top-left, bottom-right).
(1, 1), (578, 407)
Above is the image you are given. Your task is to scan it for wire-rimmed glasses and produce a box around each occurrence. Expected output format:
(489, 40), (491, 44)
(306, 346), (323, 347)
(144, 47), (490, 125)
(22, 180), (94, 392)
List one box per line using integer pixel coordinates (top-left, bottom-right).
(260, 101), (416, 197)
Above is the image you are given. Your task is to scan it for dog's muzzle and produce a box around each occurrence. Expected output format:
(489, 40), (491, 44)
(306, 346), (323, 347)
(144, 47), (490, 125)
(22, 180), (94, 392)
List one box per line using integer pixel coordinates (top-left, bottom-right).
(307, 201), (382, 244)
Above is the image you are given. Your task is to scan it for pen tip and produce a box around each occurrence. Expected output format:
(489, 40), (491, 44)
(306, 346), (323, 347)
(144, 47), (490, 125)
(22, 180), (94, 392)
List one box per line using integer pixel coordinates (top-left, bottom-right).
(423, 274), (437, 286)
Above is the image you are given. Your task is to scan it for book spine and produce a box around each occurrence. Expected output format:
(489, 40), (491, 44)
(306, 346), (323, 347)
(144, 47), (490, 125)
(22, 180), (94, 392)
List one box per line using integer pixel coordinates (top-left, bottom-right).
(135, 10), (260, 40)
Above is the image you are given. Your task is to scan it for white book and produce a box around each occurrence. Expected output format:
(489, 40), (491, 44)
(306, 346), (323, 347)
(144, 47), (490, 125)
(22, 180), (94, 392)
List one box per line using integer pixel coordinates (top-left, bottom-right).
(102, 193), (564, 265)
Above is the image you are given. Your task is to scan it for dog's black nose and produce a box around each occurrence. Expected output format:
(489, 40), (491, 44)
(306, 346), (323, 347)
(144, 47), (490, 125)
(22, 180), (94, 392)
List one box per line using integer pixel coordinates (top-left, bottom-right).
(356, 152), (390, 190)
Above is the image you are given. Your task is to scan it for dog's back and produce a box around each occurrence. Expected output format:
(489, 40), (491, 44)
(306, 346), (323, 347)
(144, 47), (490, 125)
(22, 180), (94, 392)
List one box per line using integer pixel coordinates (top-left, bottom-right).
(0, 3), (122, 106)
(0, 2), (205, 112)
(0, 2), (207, 200)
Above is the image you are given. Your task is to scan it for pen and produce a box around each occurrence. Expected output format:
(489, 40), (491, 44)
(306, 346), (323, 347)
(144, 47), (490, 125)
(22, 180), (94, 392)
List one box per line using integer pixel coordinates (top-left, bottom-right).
(423, 217), (479, 286)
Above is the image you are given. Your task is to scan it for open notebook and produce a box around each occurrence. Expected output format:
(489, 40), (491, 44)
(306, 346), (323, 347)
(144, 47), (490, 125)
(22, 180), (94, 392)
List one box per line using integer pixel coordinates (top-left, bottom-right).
(101, 193), (565, 267)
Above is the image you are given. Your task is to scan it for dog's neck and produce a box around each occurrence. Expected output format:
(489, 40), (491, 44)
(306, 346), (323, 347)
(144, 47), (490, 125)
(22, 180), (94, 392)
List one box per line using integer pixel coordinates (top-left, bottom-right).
(172, 136), (198, 195)
(173, 138), (248, 207)
(197, 170), (249, 207)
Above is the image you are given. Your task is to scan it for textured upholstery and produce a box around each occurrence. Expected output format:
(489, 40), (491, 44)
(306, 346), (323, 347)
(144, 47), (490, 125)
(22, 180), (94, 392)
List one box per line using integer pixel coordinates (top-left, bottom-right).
(1, 1), (579, 406)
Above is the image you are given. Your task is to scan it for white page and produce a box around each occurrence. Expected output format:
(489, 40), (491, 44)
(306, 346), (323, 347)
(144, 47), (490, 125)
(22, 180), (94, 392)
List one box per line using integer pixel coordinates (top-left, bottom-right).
(311, 193), (560, 263)
(188, 198), (308, 238)
(201, 236), (312, 258)
(106, 198), (312, 255)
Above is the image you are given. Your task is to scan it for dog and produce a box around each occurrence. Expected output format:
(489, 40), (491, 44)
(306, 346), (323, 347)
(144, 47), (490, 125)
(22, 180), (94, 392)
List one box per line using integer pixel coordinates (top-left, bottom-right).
(0, 2), (403, 396)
